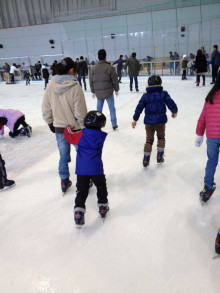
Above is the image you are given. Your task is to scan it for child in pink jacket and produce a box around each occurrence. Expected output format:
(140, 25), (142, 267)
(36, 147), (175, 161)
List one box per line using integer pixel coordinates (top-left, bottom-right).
(0, 109), (32, 139)
(195, 72), (220, 203)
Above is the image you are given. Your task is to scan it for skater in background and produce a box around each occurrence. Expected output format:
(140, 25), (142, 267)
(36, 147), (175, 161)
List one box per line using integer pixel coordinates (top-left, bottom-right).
(77, 56), (88, 90)
(42, 65), (49, 90)
(65, 111), (109, 227)
(35, 61), (42, 79)
(124, 52), (141, 92)
(113, 55), (126, 83)
(210, 45), (220, 84)
(0, 110), (32, 138)
(50, 60), (57, 76)
(194, 49), (207, 86)
(169, 51), (175, 74)
(89, 49), (119, 130)
(24, 71), (31, 85)
(42, 57), (87, 193)
(3, 63), (10, 84)
(181, 55), (188, 80)
(132, 75), (178, 167)
(195, 72), (220, 203)
(9, 63), (18, 84)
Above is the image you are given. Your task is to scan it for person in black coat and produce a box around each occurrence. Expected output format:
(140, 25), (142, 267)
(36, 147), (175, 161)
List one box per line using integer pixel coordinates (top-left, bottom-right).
(194, 49), (207, 86)
(77, 56), (88, 90)
(50, 60), (57, 76)
(211, 45), (220, 84)
(42, 65), (49, 89)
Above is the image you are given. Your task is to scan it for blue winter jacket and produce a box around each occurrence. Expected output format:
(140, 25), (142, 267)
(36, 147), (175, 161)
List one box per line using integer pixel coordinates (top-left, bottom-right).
(133, 86), (178, 124)
(76, 128), (107, 175)
(211, 50), (220, 66)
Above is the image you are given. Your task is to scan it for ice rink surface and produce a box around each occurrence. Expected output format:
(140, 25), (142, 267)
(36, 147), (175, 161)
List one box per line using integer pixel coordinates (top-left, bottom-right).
(0, 76), (220, 293)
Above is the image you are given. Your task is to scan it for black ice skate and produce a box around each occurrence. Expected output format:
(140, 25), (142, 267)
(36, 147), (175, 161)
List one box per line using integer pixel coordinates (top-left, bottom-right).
(157, 151), (164, 164)
(143, 155), (150, 167)
(215, 229), (220, 254)
(98, 204), (109, 219)
(200, 184), (216, 203)
(89, 180), (93, 189)
(25, 125), (32, 137)
(61, 179), (72, 195)
(74, 208), (85, 228)
(0, 179), (15, 192)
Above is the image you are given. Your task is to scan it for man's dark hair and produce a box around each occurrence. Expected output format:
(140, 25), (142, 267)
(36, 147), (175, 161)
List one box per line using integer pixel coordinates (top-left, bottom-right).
(98, 49), (106, 60)
(80, 56), (84, 60)
(213, 45), (218, 50)
(120, 55), (123, 58)
(132, 52), (136, 58)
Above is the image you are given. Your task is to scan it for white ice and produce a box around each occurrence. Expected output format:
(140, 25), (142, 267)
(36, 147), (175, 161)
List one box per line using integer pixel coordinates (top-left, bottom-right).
(0, 76), (220, 293)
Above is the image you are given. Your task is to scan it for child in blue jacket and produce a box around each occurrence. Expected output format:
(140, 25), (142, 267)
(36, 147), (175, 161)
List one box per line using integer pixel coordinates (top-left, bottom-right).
(65, 111), (108, 227)
(132, 75), (178, 167)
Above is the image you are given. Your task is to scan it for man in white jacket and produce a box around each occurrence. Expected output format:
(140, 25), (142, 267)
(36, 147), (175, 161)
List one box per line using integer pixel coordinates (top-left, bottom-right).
(9, 63), (18, 84)
(42, 57), (87, 193)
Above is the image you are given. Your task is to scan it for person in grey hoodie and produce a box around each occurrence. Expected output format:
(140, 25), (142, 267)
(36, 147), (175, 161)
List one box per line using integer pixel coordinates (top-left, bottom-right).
(42, 57), (87, 193)
(89, 49), (119, 130)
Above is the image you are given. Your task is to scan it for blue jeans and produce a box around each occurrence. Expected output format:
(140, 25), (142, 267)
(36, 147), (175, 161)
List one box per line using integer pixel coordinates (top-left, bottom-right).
(97, 95), (117, 127)
(204, 138), (220, 188)
(129, 75), (138, 90)
(78, 75), (86, 89)
(44, 79), (49, 89)
(56, 133), (71, 180)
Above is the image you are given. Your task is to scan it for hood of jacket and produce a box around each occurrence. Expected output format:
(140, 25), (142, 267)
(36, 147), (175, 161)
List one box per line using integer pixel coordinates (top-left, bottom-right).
(80, 128), (107, 149)
(51, 75), (78, 95)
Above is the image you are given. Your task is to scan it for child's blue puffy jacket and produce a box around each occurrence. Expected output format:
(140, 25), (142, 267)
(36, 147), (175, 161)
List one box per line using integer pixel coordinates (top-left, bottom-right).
(76, 128), (107, 175)
(133, 86), (178, 124)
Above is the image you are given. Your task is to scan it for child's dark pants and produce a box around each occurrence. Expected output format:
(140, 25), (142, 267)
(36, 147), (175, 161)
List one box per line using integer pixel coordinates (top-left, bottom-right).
(75, 174), (108, 209)
(144, 124), (165, 152)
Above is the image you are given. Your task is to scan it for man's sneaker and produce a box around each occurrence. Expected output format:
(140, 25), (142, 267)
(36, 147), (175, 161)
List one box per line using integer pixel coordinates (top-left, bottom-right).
(136, 88), (139, 92)
(74, 208), (85, 228)
(157, 151), (164, 164)
(215, 229), (220, 254)
(130, 88), (133, 92)
(0, 179), (15, 191)
(143, 155), (150, 167)
(113, 125), (118, 130)
(98, 204), (109, 219)
(200, 184), (216, 203)
(61, 179), (72, 193)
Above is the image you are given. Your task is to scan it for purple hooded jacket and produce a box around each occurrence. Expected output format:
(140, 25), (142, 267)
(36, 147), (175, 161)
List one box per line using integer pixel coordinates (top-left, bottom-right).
(0, 109), (24, 135)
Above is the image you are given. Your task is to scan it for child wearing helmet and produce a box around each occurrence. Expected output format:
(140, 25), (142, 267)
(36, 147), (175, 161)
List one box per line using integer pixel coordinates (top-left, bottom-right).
(132, 75), (178, 167)
(64, 110), (109, 227)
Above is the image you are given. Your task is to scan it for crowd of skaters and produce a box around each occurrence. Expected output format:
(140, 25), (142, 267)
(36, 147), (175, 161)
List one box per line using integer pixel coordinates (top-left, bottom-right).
(1, 45), (220, 250)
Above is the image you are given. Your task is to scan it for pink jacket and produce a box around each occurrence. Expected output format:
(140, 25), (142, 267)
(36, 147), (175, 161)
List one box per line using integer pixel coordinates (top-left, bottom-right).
(196, 90), (220, 138)
(0, 109), (24, 135)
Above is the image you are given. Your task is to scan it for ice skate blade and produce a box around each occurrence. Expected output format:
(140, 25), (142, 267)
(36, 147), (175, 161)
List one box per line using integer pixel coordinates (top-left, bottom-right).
(76, 225), (83, 229)
(213, 254), (220, 259)
(0, 183), (15, 192)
